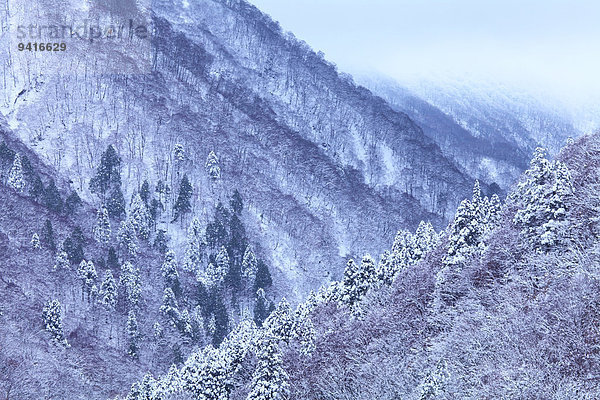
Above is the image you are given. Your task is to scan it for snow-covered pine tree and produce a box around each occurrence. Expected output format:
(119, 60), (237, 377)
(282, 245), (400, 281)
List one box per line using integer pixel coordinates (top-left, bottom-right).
(242, 245), (258, 291)
(174, 143), (185, 163)
(53, 251), (70, 271)
(129, 194), (151, 240)
(41, 219), (57, 253)
(77, 260), (98, 301)
(139, 180), (151, 204)
(31, 233), (41, 250)
(414, 221), (438, 260)
(204, 258), (228, 290)
(292, 302), (316, 356)
(216, 246), (230, 274)
(137, 373), (158, 400)
(340, 255), (377, 308)
(180, 345), (229, 399)
(107, 186), (126, 220)
(118, 220), (139, 258)
(90, 145), (121, 197)
(44, 180), (63, 213)
(8, 152), (25, 193)
(205, 151), (221, 181)
(263, 298), (294, 344)
(161, 250), (181, 295)
(93, 207), (111, 244)
(127, 310), (140, 358)
(42, 299), (67, 345)
(160, 287), (181, 326)
(183, 217), (203, 273)
(172, 174), (193, 223)
(513, 148), (574, 252)
(180, 309), (193, 337)
(120, 261), (142, 309)
(247, 337), (289, 400)
(376, 250), (395, 286)
(254, 288), (271, 326)
(432, 181), (498, 321)
(99, 270), (117, 312)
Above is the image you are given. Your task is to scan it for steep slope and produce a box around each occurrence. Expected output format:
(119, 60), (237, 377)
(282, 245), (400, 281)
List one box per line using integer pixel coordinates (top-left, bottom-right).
(1, 0), (475, 296)
(278, 134), (600, 399)
(356, 74), (580, 191)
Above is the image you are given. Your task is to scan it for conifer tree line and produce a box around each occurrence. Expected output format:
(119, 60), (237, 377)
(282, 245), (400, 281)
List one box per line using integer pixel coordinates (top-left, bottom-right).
(1, 141), (82, 214)
(22, 142), (277, 365)
(118, 144), (585, 399)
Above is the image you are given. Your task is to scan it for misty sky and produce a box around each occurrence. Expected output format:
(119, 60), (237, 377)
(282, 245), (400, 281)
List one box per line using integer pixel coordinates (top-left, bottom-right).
(248, 0), (600, 108)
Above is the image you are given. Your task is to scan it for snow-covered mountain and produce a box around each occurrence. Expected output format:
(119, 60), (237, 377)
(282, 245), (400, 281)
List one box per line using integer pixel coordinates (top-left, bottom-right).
(0, 0), (479, 299)
(356, 74), (581, 190)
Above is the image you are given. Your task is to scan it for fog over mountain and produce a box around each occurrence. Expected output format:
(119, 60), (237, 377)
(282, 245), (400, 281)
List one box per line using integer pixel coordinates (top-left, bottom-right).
(1, 0), (599, 399)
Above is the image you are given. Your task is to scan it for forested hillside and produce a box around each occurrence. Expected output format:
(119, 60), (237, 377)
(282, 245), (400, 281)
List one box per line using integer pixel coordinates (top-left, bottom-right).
(114, 133), (600, 399)
(0, 0), (480, 299)
(1, 0), (594, 398)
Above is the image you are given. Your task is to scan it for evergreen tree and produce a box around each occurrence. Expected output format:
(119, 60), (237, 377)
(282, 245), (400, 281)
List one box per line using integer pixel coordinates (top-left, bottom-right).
(129, 194), (151, 240)
(161, 250), (181, 296)
(180, 309), (193, 337)
(191, 306), (205, 342)
(107, 246), (120, 269)
(181, 345), (229, 399)
(254, 288), (271, 326)
(160, 287), (181, 326)
(183, 217), (203, 273)
(340, 255), (377, 308)
(376, 250), (395, 286)
(242, 245), (258, 291)
(93, 207), (111, 244)
(90, 145), (121, 197)
(172, 174), (193, 223)
(292, 302), (316, 356)
(30, 175), (44, 201)
(44, 180), (63, 212)
(203, 261), (227, 290)
(118, 220), (139, 258)
(230, 189), (243, 215)
(174, 143), (185, 163)
(139, 180), (151, 204)
(205, 151), (221, 181)
(77, 260), (98, 301)
(99, 270), (118, 312)
(41, 219), (56, 253)
(212, 293), (229, 346)
(513, 148), (574, 252)
(127, 310), (140, 358)
(153, 229), (169, 255)
(216, 246), (230, 277)
(247, 337), (289, 400)
(263, 298), (294, 343)
(42, 300), (67, 345)
(62, 236), (85, 265)
(227, 214), (247, 292)
(120, 261), (141, 308)
(53, 251), (70, 271)
(31, 233), (41, 250)
(254, 259), (272, 291)
(106, 186), (126, 219)
(7, 152), (25, 192)
(0, 141), (15, 169)
(64, 192), (82, 214)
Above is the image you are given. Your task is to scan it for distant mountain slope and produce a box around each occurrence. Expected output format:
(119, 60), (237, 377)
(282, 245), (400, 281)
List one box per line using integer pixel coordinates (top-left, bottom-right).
(355, 74), (580, 190)
(1, 0), (476, 297)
